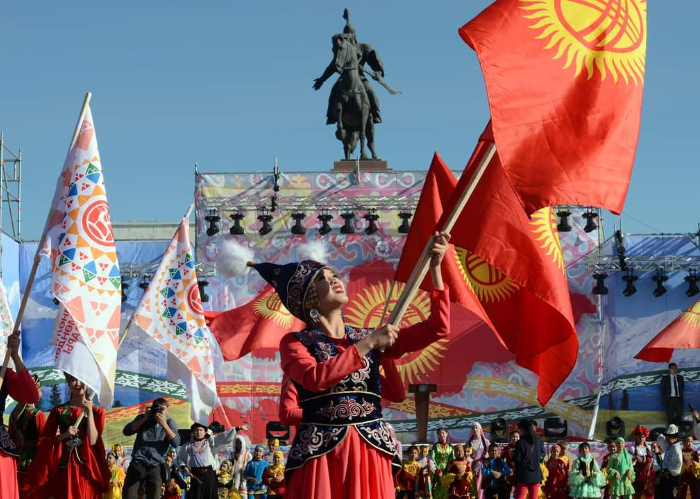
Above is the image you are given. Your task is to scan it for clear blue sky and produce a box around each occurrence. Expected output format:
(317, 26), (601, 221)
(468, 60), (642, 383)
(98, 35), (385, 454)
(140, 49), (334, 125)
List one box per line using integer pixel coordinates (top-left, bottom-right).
(2, 1), (698, 240)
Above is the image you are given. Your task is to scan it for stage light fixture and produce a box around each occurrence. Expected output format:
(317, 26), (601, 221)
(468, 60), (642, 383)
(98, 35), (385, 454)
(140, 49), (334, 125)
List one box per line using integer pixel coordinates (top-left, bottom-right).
(556, 210), (572, 232)
(270, 195), (279, 213)
(122, 282), (129, 303)
(205, 210), (221, 237)
(490, 417), (509, 443)
(652, 269), (668, 297)
(198, 279), (210, 303)
(364, 210), (380, 235)
(685, 271), (700, 297)
(606, 416), (625, 438)
(398, 212), (412, 234)
(622, 270), (638, 297)
(317, 213), (333, 235)
(615, 230), (628, 271)
(258, 212), (273, 236)
(138, 275), (150, 291)
(290, 213), (306, 235)
(582, 210), (598, 233)
(229, 211), (245, 235)
(340, 212), (356, 234)
(592, 272), (609, 295)
(544, 417), (568, 439)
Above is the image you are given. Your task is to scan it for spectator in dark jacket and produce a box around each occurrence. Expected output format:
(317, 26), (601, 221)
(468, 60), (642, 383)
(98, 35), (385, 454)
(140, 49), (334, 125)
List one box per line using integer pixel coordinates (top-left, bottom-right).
(512, 419), (545, 499)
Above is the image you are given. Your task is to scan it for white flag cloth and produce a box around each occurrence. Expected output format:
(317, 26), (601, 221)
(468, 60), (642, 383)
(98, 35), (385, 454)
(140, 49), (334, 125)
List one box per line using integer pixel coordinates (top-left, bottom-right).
(133, 209), (218, 423)
(43, 105), (121, 406)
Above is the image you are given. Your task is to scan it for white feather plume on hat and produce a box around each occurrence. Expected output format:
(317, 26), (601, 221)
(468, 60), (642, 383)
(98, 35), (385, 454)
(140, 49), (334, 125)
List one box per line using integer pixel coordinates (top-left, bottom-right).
(216, 240), (255, 279)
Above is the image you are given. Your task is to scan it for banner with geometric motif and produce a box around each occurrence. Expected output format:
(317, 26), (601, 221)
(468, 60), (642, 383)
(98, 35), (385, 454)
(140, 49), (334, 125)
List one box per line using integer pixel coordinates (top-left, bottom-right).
(133, 207), (218, 423)
(42, 104), (121, 406)
(0, 276), (14, 361)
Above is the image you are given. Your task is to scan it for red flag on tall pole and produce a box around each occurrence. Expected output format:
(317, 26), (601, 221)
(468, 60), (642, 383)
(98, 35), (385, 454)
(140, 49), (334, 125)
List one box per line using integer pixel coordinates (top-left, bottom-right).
(635, 299), (700, 363)
(459, 0), (647, 214)
(438, 125), (577, 405)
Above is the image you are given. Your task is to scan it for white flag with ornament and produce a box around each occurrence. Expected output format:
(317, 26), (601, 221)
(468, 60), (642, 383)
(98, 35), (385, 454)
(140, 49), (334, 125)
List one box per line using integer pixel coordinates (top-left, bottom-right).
(44, 104), (121, 406)
(0, 277), (15, 361)
(133, 208), (218, 423)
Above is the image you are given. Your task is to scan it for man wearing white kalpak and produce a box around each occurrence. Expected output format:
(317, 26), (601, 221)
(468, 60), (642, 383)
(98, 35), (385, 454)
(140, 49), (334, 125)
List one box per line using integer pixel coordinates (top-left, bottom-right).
(655, 424), (683, 499)
(179, 422), (249, 499)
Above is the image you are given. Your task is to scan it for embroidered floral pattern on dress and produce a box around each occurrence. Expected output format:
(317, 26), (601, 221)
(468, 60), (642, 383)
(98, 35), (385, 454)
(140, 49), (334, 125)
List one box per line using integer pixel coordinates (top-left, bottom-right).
(288, 425), (345, 462)
(357, 421), (398, 455)
(316, 396), (376, 421)
(0, 426), (18, 456)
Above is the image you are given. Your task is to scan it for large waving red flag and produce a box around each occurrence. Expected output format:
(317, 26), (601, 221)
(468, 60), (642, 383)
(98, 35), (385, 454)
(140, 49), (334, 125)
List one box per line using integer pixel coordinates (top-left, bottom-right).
(207, 286), (305, 361)
(440, 125), (577, 405)
(635, 299), (700, 363)
(459, 0), (646, 215)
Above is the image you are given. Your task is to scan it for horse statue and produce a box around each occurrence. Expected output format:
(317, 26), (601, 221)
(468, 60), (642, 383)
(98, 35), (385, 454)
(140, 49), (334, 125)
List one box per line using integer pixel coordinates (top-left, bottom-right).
(313, 10), (395, 160)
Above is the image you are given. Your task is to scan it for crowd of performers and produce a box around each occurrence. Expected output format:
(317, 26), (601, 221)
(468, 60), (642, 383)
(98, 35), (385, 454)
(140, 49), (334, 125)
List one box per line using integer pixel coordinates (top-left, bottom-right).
(395, 422), (700, 499)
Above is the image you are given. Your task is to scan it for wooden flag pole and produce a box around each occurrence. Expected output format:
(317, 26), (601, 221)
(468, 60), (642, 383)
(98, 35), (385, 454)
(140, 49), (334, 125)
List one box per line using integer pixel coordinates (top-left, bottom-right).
(386, 143), (496, 327)
(117, 316), (135, 351)
(0, 92), (92, 391)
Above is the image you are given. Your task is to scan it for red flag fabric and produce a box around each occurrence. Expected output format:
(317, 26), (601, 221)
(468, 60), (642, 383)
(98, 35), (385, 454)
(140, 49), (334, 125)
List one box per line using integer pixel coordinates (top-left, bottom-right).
(440, 125), (577, 405)
(208, 286), (305, 361)
(635, 299), (700, 363)
(459, 0), (646, 215)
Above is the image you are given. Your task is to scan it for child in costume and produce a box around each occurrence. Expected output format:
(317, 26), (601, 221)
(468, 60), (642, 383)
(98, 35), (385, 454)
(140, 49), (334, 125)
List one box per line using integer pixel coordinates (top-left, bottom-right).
(678, 435), (700, 499)
(243, 445), (269, 497)
(445, 444), (473, 499)
(601, 439), (616, 499)
(432, 428), (456, 499)
(468, 423), (491, 499)
(162, 478), (183, 499)
(630, 426), (655, 499)
(569, 442), (606, 499)
(543, 444), (569, 499)
(605, 437), (635, 499)
(417, 445), (437, 499)
(262, 451), (285, 499)
(502, 431), (520, 499)
(481, 443), (512, 499)
(558, 441), (571, 470)
(397, 446), (422, 499)
(218, 459), (240, 499)
(104, 452), (126, 499)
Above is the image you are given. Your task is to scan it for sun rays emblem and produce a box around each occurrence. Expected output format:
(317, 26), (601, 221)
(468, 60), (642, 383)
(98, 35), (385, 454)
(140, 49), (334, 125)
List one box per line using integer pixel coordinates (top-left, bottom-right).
(520, 0), (646, 85)
(343, 280), (448, 385)
(530, 207), (566, 274)
(253, 291), (295, 327)
(679, 300), (700, 328)
(454, 247), (518, 303)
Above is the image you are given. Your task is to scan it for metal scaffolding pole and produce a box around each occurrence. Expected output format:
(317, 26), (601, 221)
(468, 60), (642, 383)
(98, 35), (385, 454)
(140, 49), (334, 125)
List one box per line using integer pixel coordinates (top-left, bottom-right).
(0, 132), (23, 242)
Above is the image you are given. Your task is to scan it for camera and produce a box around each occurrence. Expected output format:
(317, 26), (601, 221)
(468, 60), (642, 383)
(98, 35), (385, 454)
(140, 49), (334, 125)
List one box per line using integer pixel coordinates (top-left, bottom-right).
(149, 403), (165, 417)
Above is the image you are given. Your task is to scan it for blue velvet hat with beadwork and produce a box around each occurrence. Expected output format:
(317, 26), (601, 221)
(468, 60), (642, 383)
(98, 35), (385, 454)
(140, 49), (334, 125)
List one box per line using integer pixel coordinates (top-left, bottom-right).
(248, 260), (328, 323)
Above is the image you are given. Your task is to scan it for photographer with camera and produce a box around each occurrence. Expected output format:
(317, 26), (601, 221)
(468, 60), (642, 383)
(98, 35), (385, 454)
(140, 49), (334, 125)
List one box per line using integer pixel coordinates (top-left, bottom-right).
(122, 398), (181, 499)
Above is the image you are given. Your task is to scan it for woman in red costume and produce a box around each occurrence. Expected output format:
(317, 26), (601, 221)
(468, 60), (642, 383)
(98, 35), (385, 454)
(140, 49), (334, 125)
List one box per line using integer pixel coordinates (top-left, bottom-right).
(243, 232), (451, 499)
(502, 431), (519, 499)
(543, 444), (569, 499)
(630, 426), (655, 499)
(28, 373), (109, 498)
(0, 333), (41, 499)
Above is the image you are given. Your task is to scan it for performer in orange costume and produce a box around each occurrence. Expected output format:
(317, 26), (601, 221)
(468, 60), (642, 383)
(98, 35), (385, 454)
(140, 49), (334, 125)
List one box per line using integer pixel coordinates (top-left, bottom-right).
(27, 373), (109, 498)
(243, 233), (451, 499)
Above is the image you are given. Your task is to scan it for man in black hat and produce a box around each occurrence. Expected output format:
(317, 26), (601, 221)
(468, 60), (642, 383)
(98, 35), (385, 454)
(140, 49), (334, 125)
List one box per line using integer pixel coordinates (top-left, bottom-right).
(655, 424), (683, 499)
(661, 363), (685, 425)
(122, 398), (181, 499)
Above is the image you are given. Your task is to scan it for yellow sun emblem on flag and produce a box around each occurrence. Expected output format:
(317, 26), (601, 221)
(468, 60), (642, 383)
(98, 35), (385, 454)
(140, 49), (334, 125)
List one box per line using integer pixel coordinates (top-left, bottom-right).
(530, 207), (566, 274)
(343, 280), (447, 385)
(454, 247), (518, 303)
(253, 292), (295, 328)
(520, 0), (646, 85)
(679, 300), (700, 328)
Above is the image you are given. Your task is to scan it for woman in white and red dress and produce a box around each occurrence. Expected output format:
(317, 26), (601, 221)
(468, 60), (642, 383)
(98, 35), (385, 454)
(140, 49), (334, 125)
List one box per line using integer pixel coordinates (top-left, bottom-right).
(243, 232), (451, 499)
(0, 333), (41, 499)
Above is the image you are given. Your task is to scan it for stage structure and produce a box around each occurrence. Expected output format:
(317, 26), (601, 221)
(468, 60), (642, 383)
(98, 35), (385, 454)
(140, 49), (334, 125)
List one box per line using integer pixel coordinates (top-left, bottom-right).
(0, 134), (23, 275)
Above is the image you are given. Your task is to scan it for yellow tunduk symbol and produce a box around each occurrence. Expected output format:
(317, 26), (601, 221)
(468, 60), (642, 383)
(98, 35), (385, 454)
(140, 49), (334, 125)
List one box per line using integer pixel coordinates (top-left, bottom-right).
(454, 247), (518, 303)
(680, 300), (700, 329)
(520, 0), (646, 85)
(530, 207), (566, 274)
(253, 292), (295, 327)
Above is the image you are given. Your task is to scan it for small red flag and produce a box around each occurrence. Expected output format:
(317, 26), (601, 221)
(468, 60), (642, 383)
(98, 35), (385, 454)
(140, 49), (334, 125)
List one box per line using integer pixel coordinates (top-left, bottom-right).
(459, 0), (647, 214)
(207, 286), (305, 361)
(440, 125), (577, 405)
(635, 299), (700, 363)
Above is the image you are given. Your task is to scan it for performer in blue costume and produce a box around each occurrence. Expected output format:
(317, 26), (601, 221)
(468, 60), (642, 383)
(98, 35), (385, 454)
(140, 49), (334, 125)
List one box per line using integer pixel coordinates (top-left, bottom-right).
(244, 446), (269, 497)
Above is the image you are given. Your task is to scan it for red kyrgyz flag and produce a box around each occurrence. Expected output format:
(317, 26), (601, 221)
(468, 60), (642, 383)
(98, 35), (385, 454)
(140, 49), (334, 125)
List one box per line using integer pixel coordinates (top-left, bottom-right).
(635, 299), (700, 363)
(207, 286), (305, 361)
(440, 125), (577, 405)
(459, 0), (647, 215)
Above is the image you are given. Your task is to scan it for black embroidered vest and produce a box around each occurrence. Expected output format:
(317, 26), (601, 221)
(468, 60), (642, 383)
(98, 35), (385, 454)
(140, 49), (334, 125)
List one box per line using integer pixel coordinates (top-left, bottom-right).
(0, 381), (19, 458)
(285, 325), (397, 471)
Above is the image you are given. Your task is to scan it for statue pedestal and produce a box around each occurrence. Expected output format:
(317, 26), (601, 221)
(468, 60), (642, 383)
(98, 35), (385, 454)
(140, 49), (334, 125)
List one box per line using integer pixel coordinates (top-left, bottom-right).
(409, 383), (437, 444)
(333, 159), (390, 172)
